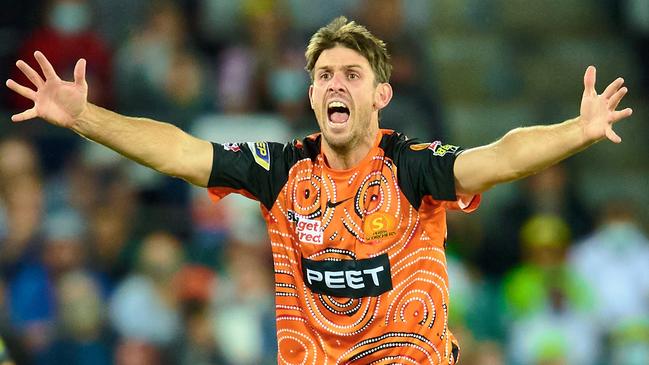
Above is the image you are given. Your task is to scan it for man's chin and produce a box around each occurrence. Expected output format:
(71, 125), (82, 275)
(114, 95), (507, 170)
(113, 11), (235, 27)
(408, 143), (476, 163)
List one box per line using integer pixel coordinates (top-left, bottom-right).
(322, 132), (354, 151)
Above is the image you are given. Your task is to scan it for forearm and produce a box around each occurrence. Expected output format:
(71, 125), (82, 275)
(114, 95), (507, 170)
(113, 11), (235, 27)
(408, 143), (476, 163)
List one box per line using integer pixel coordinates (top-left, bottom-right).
(455, 117), (594, 194)
(497, 117), (592, 180)
(70, 104), (212, 186)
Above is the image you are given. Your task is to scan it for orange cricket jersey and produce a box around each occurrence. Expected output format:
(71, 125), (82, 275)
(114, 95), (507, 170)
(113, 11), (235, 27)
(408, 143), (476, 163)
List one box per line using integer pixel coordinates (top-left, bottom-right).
(208, 130), (480, 364)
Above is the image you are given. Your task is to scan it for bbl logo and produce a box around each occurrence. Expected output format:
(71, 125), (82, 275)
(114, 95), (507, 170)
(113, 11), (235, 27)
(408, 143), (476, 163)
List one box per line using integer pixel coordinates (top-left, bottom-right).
(409, 141), (460, 156)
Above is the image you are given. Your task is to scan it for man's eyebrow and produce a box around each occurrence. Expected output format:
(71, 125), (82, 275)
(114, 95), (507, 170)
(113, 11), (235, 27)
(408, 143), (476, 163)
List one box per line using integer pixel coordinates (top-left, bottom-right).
(315, 64), (365, 71)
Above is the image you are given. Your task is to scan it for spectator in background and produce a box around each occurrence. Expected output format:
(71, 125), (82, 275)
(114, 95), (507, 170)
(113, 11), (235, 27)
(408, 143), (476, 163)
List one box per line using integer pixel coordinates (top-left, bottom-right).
(9, 0), (113, 111)
(114, 339), (163, 365)
(0, 137), (40, 181)
(0, 138), (42, 276)
(87, 205), (136, 291)
(621, 0), (649, 93)
(8, 208), (89, 365)
(43, 150), (142, 292)
(194, 0), (245, 50)
(2, 174), (48, 328)
(457, 340), (505, 365)
(569, 199), (649, 336)
(89, 0), (150, 47)
(114, 0), (210, 125)
(213, 0), (292, 114)
(444, 209), (508, 344)
(44, 154), (99, 218)
(480, 164), (593, 276)
(265, 46), (312, 134)
(527, 334), (569, 365)
(0, 137), (45, 365)
(210, 0), (320, 132)
(212, 242), (276, 365)
(503, 215), (593, 319)
(503, 215), (600, 365)
(172, 265), (229, 365)
(0, 0), (44, 108)
(286, 0), (361, 38)
(109, 231), (184, 349)
(0, 336), (16, 365)
(0, 278), (25, 365)
(45, 270), (114, 365)
(609, 317), (649, 365)
(444, 257), (507, 365)
(358, 0), (444, 139)
(188, 187), (232, 268)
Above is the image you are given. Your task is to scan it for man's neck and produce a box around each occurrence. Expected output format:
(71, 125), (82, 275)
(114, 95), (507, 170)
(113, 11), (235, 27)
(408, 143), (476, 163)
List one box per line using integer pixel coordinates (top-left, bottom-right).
(321, 130), (379, 170)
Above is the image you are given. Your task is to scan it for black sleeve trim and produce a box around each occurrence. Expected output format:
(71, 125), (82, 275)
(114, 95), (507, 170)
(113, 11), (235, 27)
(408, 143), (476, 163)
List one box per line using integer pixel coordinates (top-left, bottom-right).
(381, 133), (461, 210)
(208, 139), (315, 210)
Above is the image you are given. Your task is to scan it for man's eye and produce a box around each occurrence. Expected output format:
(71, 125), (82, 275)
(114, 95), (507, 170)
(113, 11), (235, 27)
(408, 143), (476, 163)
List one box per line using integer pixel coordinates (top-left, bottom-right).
(320, 73), (331, 80)
(348, 73), (359, 80)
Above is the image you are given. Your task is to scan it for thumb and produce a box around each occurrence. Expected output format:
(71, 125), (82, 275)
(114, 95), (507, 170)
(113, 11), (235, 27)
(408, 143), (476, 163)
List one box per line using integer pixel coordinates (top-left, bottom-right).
(74, 59), (86, 86)
(583, 65), (597, 97)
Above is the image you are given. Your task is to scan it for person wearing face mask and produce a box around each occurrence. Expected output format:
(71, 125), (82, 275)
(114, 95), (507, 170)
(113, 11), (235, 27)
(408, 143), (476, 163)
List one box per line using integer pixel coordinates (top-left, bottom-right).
(5, 16), (634, 365)
(8, 0), (113, 111)
(568, 199), (649, 338)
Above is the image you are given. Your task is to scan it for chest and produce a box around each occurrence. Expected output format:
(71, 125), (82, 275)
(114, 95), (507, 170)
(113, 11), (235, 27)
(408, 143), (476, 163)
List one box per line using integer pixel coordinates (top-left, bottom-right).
(278, 159), (419, 258)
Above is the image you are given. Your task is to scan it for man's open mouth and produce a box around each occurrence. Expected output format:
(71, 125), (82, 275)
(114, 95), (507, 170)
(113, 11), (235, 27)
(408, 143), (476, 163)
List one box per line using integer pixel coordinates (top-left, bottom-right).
(327, 101), (350, 124)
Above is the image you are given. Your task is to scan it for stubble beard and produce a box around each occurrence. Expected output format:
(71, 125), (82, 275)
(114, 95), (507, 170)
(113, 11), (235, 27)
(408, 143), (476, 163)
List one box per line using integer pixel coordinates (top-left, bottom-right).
(321, 108), (374, 155)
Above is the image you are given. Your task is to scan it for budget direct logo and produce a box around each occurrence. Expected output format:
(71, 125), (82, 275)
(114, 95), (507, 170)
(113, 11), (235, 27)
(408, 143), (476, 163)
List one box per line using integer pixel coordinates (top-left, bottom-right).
(296, 218), (323, 245)
(363, 212), (397, 241)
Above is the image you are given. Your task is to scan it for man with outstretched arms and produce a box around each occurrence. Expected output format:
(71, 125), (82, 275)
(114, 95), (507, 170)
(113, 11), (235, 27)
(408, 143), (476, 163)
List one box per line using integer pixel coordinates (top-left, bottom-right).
(6, 16), (632, 365)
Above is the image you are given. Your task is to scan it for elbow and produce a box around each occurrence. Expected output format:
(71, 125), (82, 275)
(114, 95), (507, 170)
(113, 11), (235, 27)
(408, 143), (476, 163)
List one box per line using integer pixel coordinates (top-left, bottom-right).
(501, 164), (528, 183)
(153, 138), (190, 180)
(156, 161), (182, 179)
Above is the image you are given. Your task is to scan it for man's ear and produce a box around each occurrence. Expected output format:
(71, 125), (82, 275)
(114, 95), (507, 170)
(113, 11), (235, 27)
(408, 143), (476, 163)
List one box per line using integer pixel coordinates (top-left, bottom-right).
(374, 83), (393, 110)
(308, 84), (315, 110)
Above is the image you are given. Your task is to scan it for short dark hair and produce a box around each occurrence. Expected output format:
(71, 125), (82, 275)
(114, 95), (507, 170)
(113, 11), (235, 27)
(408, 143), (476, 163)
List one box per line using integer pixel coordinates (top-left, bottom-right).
(305, 16), (392, 84)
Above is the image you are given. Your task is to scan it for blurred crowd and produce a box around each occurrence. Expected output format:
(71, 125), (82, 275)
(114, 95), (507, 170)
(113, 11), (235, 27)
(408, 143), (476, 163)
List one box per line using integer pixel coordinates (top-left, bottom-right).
(0, 0), (648, 364)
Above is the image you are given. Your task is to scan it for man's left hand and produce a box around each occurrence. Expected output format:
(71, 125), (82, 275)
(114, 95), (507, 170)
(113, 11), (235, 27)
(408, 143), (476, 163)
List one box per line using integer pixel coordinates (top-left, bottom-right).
(579, 65), (633, 143)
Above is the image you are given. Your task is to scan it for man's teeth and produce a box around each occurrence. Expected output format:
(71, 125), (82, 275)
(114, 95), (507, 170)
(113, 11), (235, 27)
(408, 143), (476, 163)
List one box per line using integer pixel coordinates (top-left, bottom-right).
(328, 101), (347, 108)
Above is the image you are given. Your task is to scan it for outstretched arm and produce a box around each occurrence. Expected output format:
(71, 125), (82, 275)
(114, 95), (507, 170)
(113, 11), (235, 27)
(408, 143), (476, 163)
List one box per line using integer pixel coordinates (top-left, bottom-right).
(454, 66), (633, 195)
(5, 51), (213, 187)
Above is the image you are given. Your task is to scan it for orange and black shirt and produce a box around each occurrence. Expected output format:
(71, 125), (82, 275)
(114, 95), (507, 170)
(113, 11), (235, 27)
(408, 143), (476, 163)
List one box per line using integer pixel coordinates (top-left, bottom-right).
(208, 129), (480, 364)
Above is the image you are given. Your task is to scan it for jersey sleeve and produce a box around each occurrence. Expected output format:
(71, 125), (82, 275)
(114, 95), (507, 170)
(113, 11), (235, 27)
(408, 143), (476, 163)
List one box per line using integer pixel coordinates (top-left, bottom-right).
(207, 141), (296, 210)
(394, 139), (464, 209)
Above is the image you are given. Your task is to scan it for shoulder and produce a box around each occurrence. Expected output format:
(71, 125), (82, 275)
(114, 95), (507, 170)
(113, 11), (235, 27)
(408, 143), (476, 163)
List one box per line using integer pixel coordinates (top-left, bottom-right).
(284, 133), (322, 163)
(378, 129), (462, 162)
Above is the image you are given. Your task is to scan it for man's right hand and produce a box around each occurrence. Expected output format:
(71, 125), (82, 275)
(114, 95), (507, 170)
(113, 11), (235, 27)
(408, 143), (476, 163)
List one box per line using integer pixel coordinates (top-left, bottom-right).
(5, 50), (213, 187)
(5, 51), (88, 128)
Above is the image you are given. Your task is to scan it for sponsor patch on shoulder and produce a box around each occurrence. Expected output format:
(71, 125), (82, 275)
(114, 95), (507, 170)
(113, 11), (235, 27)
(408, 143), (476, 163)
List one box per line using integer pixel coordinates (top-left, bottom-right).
(429, 141), (460, 156)
(223, 143), (241, 152)
(410, 141), (459, 156)
(409, 142), (432, 151)
(247, 141), (271, 171)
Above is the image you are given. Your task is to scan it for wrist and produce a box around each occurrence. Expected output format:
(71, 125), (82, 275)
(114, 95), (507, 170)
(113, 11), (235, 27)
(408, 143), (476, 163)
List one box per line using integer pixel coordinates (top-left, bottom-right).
(70, 103), (93, 135)
(574, 115), (601, 146)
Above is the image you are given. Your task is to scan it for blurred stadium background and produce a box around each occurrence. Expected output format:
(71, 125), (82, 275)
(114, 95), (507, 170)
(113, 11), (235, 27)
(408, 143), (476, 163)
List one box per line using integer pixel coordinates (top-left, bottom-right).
(0, 0), (648, 364)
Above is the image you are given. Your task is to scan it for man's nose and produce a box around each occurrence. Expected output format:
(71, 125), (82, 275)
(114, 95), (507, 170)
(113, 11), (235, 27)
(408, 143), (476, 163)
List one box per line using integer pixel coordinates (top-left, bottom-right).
(328, 72), (346, 92)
